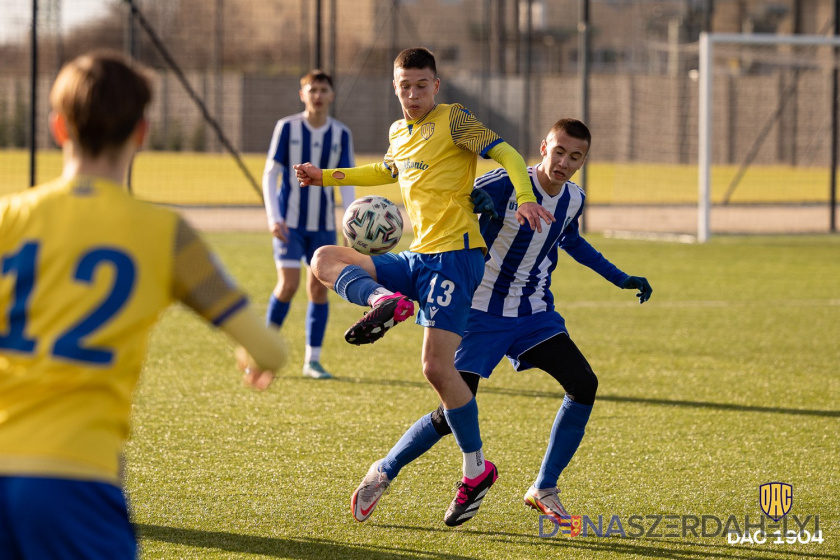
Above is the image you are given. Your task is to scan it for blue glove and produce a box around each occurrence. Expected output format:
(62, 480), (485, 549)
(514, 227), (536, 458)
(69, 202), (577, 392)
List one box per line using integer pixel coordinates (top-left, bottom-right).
(620, 276), (652, 304)
(470, 189), (498, 219)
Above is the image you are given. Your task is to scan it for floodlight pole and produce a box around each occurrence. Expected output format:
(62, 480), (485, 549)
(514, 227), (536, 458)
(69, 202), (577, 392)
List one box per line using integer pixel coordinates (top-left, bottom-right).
(520, 0), (532, 152)
(29, 0), (38, 188)
(578, 0), (590, 233)
(831, 0), (839, 232)
(698, 32), (711, 243)
(328, 0), (336, 79)
(314, 0), (322, 68)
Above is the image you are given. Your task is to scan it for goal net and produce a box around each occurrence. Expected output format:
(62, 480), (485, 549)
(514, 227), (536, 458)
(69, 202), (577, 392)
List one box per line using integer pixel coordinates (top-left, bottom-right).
(593, 32), (840, 242)
(696, 33), (840, 241)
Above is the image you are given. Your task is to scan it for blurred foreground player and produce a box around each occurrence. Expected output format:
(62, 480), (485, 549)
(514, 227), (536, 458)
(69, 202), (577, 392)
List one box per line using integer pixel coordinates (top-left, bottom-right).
(0, 51), (287, 559)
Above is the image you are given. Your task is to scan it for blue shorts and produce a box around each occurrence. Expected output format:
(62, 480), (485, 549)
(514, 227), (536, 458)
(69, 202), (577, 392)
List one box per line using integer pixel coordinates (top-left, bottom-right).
(0, 476), (136, 559)
(372, 248), (485, 336)
(273, 228), (336, 267)
(454, 309), (569, 377)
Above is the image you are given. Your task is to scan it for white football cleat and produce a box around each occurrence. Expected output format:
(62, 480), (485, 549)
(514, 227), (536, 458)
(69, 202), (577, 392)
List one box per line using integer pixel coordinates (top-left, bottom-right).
(524, 485), (571, 527)
(351, 460), (391, 522)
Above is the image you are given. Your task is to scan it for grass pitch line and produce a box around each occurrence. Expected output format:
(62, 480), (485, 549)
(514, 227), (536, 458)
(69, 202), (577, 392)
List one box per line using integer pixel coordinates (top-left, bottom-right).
(562, 299), (840, 309)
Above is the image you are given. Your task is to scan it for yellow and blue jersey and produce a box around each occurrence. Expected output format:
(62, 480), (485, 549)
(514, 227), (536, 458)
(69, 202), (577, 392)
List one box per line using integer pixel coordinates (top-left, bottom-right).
(384, 103), (502, 254)
(0, 176), (246, 485)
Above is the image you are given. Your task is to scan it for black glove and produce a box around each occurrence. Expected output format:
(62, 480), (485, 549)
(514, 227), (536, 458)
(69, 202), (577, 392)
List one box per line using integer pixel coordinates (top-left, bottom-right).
(470, 189), (498, 219)
(620, 276), (652, 304)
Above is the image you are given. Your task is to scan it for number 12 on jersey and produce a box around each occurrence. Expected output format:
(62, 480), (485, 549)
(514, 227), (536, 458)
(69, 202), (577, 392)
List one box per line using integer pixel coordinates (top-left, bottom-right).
(0, 241), (136, 365)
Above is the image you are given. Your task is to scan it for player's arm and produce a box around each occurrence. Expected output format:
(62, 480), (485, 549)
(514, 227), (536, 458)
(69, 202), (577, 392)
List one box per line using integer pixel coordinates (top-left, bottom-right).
(486, 142), (554, 233)
(336, 131), (358, 246)
(294, 161), (397, 187)
(337, 133), (358, 211)
(171, 219), (287, 388)
(262, 160), (288, 241)
(224, 309), (288, 390)
(560, 216), (652, 304)
(263, 121), (288, 241)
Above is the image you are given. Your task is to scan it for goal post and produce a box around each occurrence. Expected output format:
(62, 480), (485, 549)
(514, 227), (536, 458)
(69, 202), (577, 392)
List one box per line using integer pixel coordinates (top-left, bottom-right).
(698, 32), (840, 242)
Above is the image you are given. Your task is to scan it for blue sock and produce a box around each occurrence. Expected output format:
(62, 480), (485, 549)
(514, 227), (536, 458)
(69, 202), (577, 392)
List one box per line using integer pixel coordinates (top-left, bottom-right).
(535, 396), (592, 489)
(266, 294), (290, 328)
(380, 413), (443, 480)
(334, 265), (381, 307)
(443, 397), (482, 454)
(306, 302), (329, 347)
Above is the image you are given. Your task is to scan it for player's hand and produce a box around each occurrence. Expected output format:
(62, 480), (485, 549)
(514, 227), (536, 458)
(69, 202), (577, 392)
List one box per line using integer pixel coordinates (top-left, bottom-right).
(293, 162), (324, 186)
(621, 276), (653, 304)
(271, 221), (289, 242)
(515, 201), (555, 233)
(470, 189), (498, 219)
(243, 368), (275, 391)
(235, 346), (275, 391)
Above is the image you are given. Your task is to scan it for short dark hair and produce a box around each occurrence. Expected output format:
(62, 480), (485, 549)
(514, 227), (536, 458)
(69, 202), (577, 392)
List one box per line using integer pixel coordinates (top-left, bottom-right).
(300, 69), (334, 89)
(50, 50), (152, 157)
(549, 118), (591, 148)
(394, 47), (437, 76)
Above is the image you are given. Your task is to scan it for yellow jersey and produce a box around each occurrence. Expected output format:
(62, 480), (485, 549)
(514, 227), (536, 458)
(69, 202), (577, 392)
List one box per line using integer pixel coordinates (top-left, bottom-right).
(384, 103), (501, 253)
(324, 103), (506, 254)
(0, 176), (246, 485)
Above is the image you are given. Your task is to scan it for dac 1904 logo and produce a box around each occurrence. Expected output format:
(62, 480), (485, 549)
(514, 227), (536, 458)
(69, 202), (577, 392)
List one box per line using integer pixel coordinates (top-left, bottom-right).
(727, 482), (823, 545)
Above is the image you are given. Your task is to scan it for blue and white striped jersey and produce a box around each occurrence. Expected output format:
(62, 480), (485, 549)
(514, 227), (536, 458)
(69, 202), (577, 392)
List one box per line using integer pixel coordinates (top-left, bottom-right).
(472, 165), (628, 317)
(262, 113), (355, 231)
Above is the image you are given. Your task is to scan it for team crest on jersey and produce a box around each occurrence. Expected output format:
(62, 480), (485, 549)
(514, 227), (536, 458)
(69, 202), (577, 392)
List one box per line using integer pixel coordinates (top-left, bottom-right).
(419, 123), (435, 140)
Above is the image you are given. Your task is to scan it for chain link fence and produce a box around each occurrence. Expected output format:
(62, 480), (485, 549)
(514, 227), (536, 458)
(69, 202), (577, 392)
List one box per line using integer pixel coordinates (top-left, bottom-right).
(1, 0), (837, 235)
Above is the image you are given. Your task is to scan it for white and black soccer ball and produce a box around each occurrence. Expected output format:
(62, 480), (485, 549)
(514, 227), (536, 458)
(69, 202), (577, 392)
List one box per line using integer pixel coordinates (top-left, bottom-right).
(342, 196), (404, 255)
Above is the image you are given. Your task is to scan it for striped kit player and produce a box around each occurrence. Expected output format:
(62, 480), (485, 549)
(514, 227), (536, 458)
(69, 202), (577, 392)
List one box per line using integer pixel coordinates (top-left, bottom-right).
(262, 69), (356, 379)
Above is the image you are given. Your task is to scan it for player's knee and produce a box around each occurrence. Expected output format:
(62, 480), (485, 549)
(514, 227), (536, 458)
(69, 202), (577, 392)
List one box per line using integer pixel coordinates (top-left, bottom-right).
(310, 246), (338, 284)
(312, 245), (362, 287)
(275, 282), (298, 300)
(310, 247), (327, 277)
(430, 406), (452, 436)
(571, 368), (598, 406)
(421, 362), (451, 392)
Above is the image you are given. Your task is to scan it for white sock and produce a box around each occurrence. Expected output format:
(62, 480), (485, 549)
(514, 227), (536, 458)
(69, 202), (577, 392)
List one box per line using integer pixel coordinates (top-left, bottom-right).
(305, 346), (321, 363)
(463, 448), (486, 479)
(367, 288), (393, 307)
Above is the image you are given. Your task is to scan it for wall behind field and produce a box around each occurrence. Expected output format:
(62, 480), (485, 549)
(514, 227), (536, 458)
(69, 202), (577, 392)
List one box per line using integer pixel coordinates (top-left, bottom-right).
(0, 68), (830, 168)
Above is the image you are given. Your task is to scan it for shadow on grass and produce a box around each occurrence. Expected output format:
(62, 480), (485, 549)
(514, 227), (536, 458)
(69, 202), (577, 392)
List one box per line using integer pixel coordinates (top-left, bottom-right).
(136, 523), (479, 560)
(377, 523), (840, 560)
(332, 376), (840, 418)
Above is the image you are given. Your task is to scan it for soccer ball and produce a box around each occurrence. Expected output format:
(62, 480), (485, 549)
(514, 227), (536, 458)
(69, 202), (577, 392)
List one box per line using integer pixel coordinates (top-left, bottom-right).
(342, 196), (404, 255)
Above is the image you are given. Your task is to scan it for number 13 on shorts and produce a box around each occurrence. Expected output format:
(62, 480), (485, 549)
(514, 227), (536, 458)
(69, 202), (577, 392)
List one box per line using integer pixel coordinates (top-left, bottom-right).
(419, 274), (461, 331)
(427, 274), (455, 307)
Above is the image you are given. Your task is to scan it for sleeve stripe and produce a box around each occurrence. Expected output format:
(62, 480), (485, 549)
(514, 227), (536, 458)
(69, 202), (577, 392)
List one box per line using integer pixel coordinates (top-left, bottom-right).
(480, 138), (503, 159)
(211, 296), (249, 326)
(474, 167), (509, 188)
